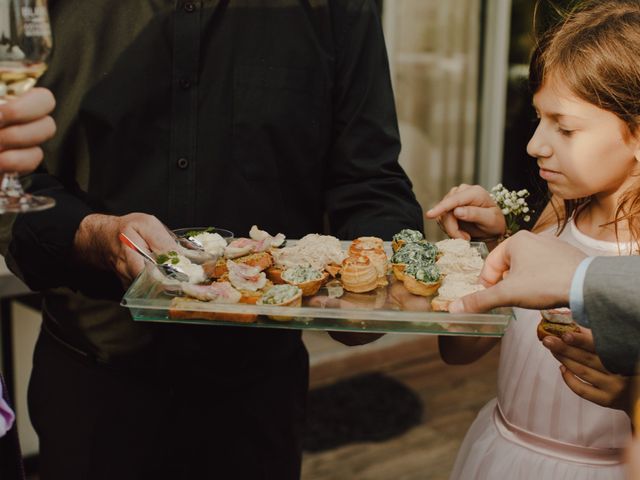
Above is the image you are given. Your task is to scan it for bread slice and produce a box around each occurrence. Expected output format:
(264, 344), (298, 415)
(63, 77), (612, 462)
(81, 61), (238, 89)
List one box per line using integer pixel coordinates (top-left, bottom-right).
(235, 251), (273, 271)
(168, 297), (257, 323)
(430, 296), (451, 312)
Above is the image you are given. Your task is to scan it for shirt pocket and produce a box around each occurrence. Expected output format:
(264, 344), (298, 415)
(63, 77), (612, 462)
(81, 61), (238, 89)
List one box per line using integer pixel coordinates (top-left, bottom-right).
(232, 63), (323, 182)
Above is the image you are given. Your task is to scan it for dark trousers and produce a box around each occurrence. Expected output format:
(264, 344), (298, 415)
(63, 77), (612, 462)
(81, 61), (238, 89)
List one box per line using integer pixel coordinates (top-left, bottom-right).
(28, 329), (308, 480)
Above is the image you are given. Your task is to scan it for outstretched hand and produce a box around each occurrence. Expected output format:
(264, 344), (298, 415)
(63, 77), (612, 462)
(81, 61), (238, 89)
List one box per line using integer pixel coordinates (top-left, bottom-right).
(425, 184), (506, 241)
(448, 231), (587, 313)
(542, 328), (633, 413)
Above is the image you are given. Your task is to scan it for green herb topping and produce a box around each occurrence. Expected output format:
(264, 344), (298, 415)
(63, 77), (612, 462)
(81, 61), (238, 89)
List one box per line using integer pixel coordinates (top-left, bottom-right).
(391, 242), (438, 265)
(392, 229), (424, 244)
(404, 263), (440, 283)
(261, 285), (301, 305)
(281, 265), (323, 284)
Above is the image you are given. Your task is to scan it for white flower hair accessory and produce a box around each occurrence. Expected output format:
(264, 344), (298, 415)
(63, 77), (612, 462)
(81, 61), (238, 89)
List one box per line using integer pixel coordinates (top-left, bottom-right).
(490, 184), (532, 236)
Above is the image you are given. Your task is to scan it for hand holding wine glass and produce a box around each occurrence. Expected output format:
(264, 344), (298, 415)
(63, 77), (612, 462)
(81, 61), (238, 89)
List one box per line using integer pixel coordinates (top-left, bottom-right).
(0, 0), (55, 213)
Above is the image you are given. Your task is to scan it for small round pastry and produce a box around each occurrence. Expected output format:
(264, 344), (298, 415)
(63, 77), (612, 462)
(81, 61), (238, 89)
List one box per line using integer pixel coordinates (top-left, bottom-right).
(402, 262), (441, 297)
(392, 228), (424, 252)
(258, 284), (303, 321)
(391, 242), (438, 281)
(348, 236), (384, 256)
(340, 255), (379, 293)
(281, 265), (329, 296)
(349, 246), (389, 287)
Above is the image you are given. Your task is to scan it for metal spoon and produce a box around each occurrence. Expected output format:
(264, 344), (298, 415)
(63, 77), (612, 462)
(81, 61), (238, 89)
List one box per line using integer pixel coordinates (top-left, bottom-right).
(118, 232), (190, 282)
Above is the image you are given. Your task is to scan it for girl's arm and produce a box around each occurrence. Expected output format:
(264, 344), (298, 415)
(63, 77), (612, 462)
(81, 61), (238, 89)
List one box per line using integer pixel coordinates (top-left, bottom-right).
(438, 336), (500, 365)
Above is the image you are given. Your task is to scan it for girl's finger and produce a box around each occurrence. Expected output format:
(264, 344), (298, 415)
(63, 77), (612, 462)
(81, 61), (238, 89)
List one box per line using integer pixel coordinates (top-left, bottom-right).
(554, 353), (609, 387)
(426, 186), (493, 219)
(453, 205), (506, 234)
(560, 328), (596, 354)
(559, 365), (611, 407)
(440, 212), (470, 240)
(543, 336), (607, 373)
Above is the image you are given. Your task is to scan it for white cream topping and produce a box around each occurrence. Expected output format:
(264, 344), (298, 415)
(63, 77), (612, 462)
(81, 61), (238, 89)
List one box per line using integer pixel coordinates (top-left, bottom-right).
(193, 232), (228, 257)
(272, 234), (346, 270)
(436, 273), (484, 301)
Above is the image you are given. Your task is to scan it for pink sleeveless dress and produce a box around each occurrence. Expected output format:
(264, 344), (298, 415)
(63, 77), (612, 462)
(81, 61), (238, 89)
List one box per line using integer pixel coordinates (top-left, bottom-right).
(450, 220), (632, 479)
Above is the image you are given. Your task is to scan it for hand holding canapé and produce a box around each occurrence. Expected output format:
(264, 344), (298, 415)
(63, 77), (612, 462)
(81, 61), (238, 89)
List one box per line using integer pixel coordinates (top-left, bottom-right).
(73, 212), (179, 286)
(542, 328), (633, 414)
(448, 231), (587, 313)
(425, 184), (506, 241)
(0, 87), (56, 173)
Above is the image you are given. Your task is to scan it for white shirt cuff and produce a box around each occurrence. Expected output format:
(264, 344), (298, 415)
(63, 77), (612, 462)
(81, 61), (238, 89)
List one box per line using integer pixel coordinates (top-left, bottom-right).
(569, 256), (595, 328)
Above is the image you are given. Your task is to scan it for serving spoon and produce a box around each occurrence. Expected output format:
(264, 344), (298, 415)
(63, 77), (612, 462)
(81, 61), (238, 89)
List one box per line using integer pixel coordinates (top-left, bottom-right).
(118, 232), (190, 282)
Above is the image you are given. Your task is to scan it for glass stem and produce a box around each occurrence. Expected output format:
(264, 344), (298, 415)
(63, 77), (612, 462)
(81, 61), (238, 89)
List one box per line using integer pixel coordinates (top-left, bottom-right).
(0, 172), (26, 198)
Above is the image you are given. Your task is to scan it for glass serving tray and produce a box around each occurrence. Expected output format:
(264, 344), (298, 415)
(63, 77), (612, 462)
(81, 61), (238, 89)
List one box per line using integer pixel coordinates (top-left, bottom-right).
(122, 242), (513, 336)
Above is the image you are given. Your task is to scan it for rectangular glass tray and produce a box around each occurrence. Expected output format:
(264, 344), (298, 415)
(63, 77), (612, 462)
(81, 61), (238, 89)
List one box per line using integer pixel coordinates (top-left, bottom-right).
(122, 242), (513, 336)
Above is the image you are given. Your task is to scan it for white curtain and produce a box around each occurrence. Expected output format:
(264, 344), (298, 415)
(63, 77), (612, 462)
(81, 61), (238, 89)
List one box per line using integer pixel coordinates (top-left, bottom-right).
(383, 0), (482, 240)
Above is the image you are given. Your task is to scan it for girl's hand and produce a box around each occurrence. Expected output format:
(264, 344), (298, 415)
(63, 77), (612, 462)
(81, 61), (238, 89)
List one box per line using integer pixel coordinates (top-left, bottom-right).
(425, 184), (506, 240)
(542, 328), (633, 414)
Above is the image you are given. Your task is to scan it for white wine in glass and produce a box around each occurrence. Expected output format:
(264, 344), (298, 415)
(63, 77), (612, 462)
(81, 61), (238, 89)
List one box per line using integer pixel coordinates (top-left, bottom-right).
(0, 0), (54, 213)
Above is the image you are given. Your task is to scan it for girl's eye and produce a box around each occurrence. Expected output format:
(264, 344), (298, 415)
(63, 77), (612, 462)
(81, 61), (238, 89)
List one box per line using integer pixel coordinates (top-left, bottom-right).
(557, 126), (574, 137)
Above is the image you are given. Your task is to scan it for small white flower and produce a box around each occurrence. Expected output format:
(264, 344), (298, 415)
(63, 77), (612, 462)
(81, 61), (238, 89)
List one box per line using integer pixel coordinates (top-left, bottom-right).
(502, 208), (510, 215)
(524, 215), (531, 222)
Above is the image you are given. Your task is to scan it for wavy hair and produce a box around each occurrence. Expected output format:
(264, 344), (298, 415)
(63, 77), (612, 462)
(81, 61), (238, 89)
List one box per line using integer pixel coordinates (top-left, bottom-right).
(529, 0), (640, 251)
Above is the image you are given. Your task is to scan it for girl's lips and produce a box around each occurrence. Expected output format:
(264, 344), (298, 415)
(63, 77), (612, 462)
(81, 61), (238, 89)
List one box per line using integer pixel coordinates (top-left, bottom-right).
(539, 167), (561, 181)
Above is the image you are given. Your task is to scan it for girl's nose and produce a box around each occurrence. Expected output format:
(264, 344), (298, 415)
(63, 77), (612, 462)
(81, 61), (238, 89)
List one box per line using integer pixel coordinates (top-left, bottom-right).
(527, 125), (553, 159)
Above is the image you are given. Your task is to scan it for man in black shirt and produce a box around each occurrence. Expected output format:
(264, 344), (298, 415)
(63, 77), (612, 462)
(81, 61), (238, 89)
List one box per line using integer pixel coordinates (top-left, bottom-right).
(1, 1), (423, 478)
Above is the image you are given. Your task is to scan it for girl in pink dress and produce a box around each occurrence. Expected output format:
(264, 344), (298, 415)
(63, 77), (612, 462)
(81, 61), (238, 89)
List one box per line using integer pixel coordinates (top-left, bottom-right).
(426, 1), (640, 478)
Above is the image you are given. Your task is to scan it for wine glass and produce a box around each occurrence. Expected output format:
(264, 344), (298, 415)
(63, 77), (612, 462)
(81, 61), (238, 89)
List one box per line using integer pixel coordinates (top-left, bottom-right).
(0, 0), (54, 213)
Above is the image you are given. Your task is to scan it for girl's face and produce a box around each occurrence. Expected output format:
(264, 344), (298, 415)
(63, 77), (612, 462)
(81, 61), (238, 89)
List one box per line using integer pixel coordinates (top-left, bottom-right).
(527, 77), (640, 203)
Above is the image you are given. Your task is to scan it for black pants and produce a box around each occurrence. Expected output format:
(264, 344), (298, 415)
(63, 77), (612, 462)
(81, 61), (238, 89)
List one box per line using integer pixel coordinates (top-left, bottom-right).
(28, 329), (308, 480)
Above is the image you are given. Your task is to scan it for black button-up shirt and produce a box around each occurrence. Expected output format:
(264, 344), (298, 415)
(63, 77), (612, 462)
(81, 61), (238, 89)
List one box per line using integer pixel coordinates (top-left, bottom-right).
(3, 0), (423, 364)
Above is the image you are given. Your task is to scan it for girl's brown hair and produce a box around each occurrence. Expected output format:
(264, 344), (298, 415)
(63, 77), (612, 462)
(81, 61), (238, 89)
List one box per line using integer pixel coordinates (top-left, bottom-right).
(529, 0), (640, 250)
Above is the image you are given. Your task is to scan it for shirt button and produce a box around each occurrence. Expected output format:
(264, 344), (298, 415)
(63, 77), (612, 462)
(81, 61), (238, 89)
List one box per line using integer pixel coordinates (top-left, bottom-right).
(179, 78), (191, 90)
(177, 158), (189, 169)
(183, 2), (196, 13)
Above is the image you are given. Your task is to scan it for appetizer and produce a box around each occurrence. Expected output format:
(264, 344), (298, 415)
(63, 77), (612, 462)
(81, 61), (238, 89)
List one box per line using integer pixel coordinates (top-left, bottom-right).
(537, 308), (580, 340)
(435, 239), (483, 276)
(156, 251), (206, 284)
(402, 262), (442, 297)
(340, 255), (379, 293)
(257, 284), (303, 321)
(390, 242), (438, 280)
(392, 228), (424, 252)
(431, 272), (485, 312)
(281, 265), (329, 296)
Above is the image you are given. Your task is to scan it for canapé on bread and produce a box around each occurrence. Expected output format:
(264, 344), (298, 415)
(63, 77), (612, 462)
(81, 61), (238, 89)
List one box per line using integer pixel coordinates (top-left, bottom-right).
(168, 297), (257, 323)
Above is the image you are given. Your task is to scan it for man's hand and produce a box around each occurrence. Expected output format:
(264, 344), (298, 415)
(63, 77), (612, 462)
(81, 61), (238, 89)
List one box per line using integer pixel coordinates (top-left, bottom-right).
(542, 328), (633, 414)
(449, 231), (587, 313)
(74, 213), (178, 286)
(0, 88), (56, 173)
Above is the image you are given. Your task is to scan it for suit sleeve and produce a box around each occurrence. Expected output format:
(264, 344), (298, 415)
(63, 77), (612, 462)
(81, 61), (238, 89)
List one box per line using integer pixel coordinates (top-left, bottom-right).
(324, 0), (423, 240)
(583, 256), (640, 376)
